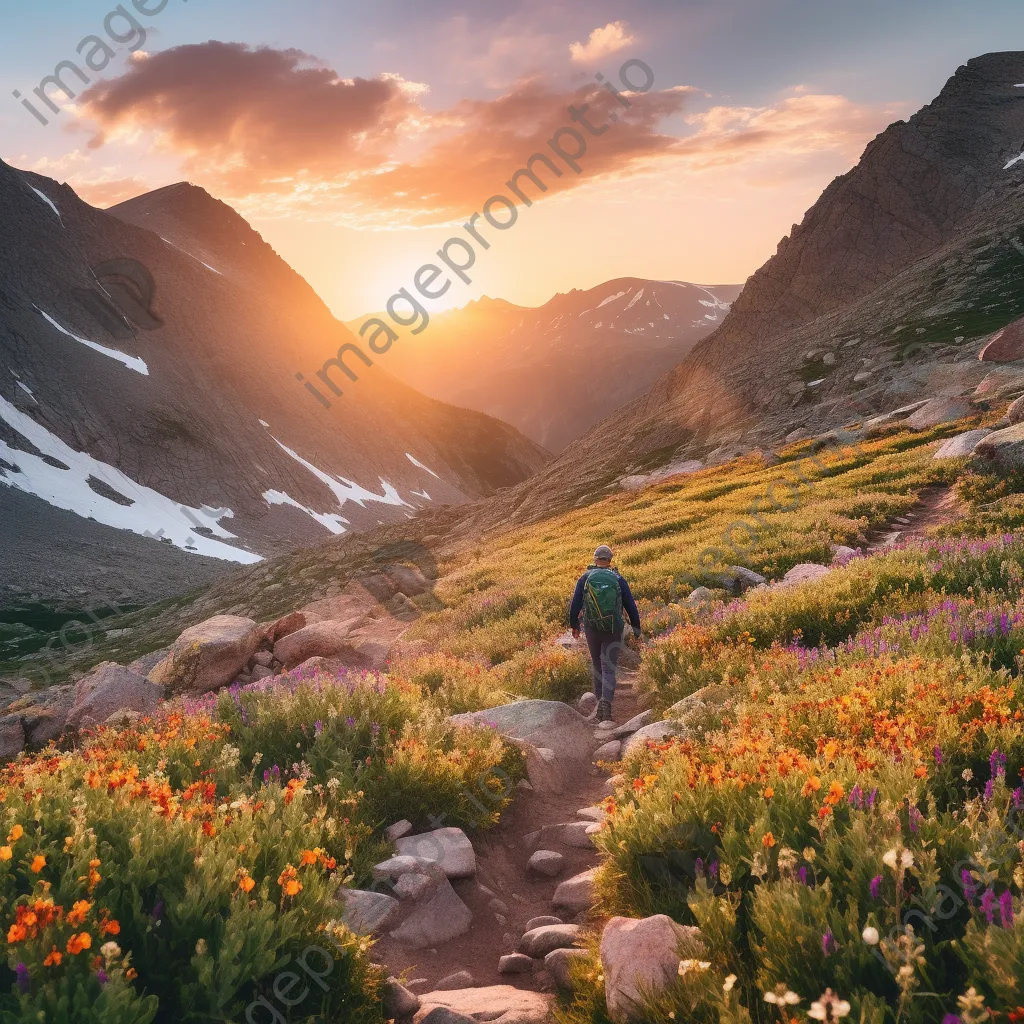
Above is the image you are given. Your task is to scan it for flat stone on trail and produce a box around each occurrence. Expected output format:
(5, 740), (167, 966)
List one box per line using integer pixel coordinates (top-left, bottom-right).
(545, 947), (589, 991)
(593, 740), (622, 762)
(519, 923), (582, 958)
(396, 827), (476, 879)
(525, 915), (564, 931)
(527, 850), (565, 877)
(609, 710), (653, 738)
(415, 986), (554, 1024)
(603, 773), (624, 794)
(373, 854), (437, 881)
(576, 806), (607, 822)
(498, 953), (534, 974)
(544, 821), (596, 849)
(435, 971), (474, 991)
(338, 888), (400, 935)
(577, 692), (598, 716)
(450, 700), (595, 761)
(553, 868), (598, 915)
(600, 915), (706, 1023)
(389, 876), (472, 948)
(386, 819), (414, 842)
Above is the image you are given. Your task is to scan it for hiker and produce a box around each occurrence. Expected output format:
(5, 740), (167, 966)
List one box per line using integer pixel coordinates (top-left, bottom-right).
(568, 544), (642, 723)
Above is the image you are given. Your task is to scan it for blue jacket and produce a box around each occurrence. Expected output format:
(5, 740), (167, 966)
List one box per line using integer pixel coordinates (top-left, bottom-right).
(568, 565), (641, 634)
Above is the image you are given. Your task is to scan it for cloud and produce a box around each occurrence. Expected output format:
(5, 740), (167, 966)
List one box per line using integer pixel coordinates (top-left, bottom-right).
(74, 176), (155, 208)
(79, 42), (426, 193)
(569, 22), (636, 64)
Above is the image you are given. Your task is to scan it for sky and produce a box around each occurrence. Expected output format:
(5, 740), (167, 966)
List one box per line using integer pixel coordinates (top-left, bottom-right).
(3, 0), (1024, 319)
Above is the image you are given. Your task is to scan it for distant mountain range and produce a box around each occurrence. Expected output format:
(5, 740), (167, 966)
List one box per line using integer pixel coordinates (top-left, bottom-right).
(348, 279), (742, 452)
(464, 50), (1024, 525)
(0, 170), (548, 613)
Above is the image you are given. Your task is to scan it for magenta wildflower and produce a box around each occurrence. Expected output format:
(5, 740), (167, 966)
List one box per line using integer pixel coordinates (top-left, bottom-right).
(1001, 889), (1014, 928)
(933, 745), (942, 765)
(962, 869), (976, 901)
(981, 887), (997, 923)
(97, 968), (109, 986)
(943, 1015), (961, 1024)
(990, 749), (1007, 779)
(870, 875), (882, 900)
(821, 928), (836, 956)
(14, 963), (28, 994)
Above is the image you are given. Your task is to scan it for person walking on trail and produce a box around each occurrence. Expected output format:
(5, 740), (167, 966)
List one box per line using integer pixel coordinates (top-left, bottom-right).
(568, 544), (642, 723)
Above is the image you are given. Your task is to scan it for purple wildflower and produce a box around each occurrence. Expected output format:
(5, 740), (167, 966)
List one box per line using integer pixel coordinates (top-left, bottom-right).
(708, 860), (719, 880)
(345, 716), (356, 728)
(798, 866), (808, 886)
(314, 720), (323, 737)
(15, 963), (29, 994)
(962, 869), (976, 902)
(990, 749), (1007, 779)
(943, 1016), (961, 1024)
(1001, 889), (1014, 928)
(870, 875), (882, 900)
(694, 858), (704, 877)
(867, 788), (879, 810)
(151, 900), (164, 922)
(821, 928), (836, 956)
(1013, 787), (1024, 810)
(981, 887), (997, 924)
(97, 968), (109, 986)
(848, 784), (863, 808)
(934, 746), (943, 765)
(985, 779), (995, 802)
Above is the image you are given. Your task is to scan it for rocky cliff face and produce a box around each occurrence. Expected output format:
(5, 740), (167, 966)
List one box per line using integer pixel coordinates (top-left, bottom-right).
(478, 51), (1024, 524)
(0, 169), (548, 610)
(351, 279), (742, 453)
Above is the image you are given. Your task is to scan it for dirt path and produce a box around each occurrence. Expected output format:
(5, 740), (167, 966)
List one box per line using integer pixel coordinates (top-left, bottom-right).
(372, 676), (639, 996)
(866, 483), (959, 551)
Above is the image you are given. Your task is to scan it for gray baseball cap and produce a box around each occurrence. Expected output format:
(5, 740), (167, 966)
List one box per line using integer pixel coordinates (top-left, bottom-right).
(594, 544), (613, 561)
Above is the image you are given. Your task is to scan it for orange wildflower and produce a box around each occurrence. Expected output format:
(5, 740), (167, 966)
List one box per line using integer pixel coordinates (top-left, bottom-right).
(30, 854), (46, 873)
(762, 832), (776, 848)
(802, 776), (821, 797)
(66, 932), (92, 955)
(43, 947), (62, 967)
(7, 824), (23, 842)
(0, 846), (11, 862)
(67, 900), (92, 926)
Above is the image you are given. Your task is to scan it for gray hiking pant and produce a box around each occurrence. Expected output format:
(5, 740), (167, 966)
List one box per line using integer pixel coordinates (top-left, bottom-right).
(584, 625), (622, 703)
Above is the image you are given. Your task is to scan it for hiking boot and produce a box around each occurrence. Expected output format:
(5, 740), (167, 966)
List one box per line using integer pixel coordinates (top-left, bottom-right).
(596, 699), (613, 723)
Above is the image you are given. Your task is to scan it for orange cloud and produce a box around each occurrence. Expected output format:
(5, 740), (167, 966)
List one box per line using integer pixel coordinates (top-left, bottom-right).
(570, 22), (636, 64)
(80, 42), (424, 192)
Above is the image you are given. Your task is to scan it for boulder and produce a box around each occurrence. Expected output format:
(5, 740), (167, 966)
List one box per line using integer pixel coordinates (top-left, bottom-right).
(979, 318), (1024, 362)
(685, 586), (715, 607)
(1010, 394), (1024, 425)
(390, 875), (473, 948)
(298, 593), (370, 625)
(384, 978), (421, 1020)
(394, 873), (436, 901)
(544, 948), (589, 992)
(396, 828), (476, 879)
(265, 610), (307, 642)
(600, 915), (706, 1023)
(776, 563), (831, 588)
(519, 923), (582, 958)
(150, 615), (261, 694)
(609, 710), (653, 739)
(66, 662), (164, 730)
(127, 648), (170, 677)
(830, 545), (859, 563)
(576, 806), (607, 822)
(22, 685), (74, 747)
(622, 720), (684, 759)
(273, 618), (370, 670)
(389, 564), (432, 597)
(386, 819), (414, 843)
(972, 423), (1024, 472)
(906, 397), (973, 431)
(435, 971), (474, 991)
(933, 429), (991, 459)
(717, 566), (767, 595)
(507, 739), (562, 795)
(593, 740), (622, 762)
(498, 953), (534, 975)
(415, 986), (553, 1024)
(527, 850), (565, 878)
(973, 369), (1024, 399)
(0, 716), (24, 760)
(577, 692), (598, 717)
(249, 664), (273, 682)
(253, 650), (274, 668)
(552, 868), (598, 915)
(338, 888), (400, 935)
(861, 400), (930, 434)
(373, 854), (439, 882)
(451, 701), (595, 762)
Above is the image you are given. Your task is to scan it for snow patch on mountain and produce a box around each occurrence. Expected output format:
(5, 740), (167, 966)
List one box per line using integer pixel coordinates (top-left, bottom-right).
(263, 489), (348, 534)
(406, 452), (441, 478)
(36, 309), (149, 375)
(0, 394), (258, 562)
(29, 186), (62, 225)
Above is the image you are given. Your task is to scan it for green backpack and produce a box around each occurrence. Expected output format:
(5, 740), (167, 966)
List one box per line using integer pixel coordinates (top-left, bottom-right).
(583, 567), (622, 632)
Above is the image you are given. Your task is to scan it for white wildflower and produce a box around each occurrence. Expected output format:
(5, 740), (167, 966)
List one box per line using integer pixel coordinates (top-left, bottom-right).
(809, 989), (851, 1021)
(100, 941), (121, 960)
(962, 768), (974, 782)
(862, 926), (879, 945)
(723, 974), (738, 992)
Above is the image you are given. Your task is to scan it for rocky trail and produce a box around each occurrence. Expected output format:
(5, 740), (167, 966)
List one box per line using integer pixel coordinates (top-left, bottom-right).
(866, 483), (960, 551)
(344, 672), (684, 1024)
